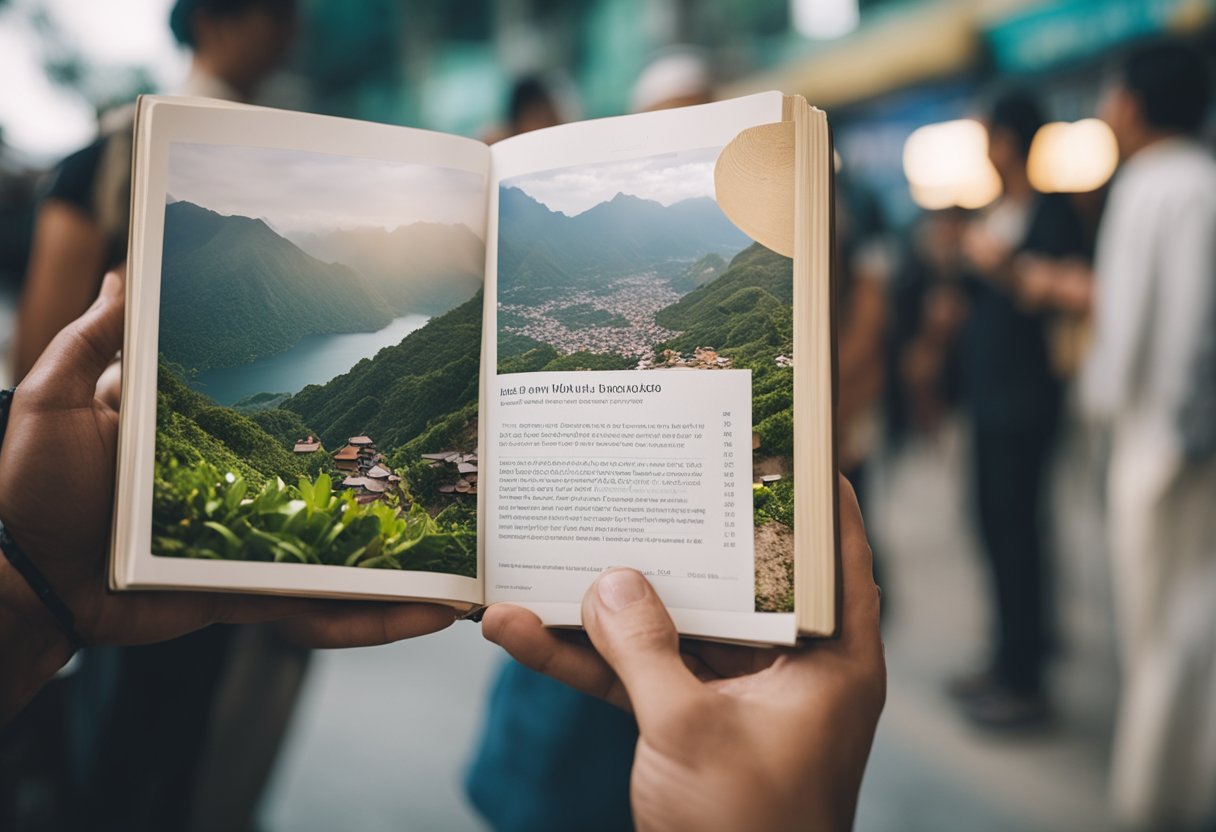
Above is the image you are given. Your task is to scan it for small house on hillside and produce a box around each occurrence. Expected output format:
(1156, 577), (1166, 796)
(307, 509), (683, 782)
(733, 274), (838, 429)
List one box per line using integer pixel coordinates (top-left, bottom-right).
(340, 458), (401, 504)
(333, 435), (382, 473)
(425, 448), (478, 497)
(357, 448), (383, 473)
(333, 444), (361, 472)
(293, 435), (322, 454)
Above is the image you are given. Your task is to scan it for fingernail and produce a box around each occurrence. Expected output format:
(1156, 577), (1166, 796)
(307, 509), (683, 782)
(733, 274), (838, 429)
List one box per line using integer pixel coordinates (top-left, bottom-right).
(597, 569), (647, 611)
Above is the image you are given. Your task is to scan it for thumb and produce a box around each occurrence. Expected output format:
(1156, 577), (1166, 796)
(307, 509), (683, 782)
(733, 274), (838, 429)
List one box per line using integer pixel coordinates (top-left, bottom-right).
(581, 568), (703, 731)
(22, 270), (124, 410)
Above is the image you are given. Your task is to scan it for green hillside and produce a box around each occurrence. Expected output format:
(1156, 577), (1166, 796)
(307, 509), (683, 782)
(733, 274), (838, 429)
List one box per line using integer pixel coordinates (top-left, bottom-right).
(283, 291), (483, 449)
(156, 363), (320, 484)
(497, 344), (634, 374)
(496, 329), (547, 359)
(154, 359), (475, 575)
(655, 243), (795, 456)
(159, 201), (394, 372)
(668, 252), (728, 293)
(656, 243), (793, 331)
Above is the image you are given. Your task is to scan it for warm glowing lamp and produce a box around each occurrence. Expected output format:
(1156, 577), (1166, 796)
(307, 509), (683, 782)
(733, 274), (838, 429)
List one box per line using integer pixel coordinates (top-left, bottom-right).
(1027, 119), (1119, 193)
(903, 119), (1002, 210)
(792, 0), (860, 40)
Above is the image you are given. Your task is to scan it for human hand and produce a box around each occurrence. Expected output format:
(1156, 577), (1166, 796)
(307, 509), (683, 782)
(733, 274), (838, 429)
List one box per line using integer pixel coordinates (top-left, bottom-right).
(0, 271), (455, 716)
(962, 224), (1010, 277)
(1012, 254), (1057, 310)
(483, 479), (886, 832)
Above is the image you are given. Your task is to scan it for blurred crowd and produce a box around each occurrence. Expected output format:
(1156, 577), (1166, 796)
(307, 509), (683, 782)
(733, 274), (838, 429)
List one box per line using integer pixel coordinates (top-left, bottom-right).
(1, 1), (1214, 831)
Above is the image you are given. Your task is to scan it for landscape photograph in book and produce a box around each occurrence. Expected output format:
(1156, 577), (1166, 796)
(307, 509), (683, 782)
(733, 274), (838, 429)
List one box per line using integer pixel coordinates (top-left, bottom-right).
(496, 147), (796, 612)
(152, 142), (484, 577)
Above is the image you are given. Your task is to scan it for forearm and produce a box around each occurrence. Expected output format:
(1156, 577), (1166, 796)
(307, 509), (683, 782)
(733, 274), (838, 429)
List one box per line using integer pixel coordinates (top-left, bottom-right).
(1049, 266), (1094, 314)
(15, 201), (107, 380)
(0, 557), (74, 723)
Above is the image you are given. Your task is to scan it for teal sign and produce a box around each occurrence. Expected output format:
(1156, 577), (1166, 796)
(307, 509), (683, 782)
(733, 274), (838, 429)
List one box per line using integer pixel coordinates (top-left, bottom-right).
(987, 0), (1213, 74)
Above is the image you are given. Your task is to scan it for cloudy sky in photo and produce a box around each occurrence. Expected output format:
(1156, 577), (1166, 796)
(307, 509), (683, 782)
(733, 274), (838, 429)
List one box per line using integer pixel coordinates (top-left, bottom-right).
(505, 145), (723, 216)
(167, 142), (486, 238)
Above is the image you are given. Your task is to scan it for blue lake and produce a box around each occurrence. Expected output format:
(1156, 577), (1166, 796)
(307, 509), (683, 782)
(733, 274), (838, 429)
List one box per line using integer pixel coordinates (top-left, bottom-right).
(191, 313), (431, 406)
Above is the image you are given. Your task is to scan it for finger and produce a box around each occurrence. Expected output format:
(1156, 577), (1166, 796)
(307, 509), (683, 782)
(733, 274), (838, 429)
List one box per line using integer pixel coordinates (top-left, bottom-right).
(836, 475), (881, 654)
(95, 591), (327, 645)
(21, 270), (125, 411)
(482, 603), (630, 709)
(274, 601), (457, 648)
(581, 568), (703, 731)
(95, 359), (123, 413)
(95, 593), (454, 648)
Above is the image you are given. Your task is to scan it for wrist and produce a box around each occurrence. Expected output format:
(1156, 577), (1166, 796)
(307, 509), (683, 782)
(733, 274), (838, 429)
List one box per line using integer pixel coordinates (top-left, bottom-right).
(0, 549), (76, 722)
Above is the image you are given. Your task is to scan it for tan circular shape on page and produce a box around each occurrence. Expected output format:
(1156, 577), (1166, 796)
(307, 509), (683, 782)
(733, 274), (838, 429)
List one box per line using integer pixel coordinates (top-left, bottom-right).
(714, 120), (796, 258)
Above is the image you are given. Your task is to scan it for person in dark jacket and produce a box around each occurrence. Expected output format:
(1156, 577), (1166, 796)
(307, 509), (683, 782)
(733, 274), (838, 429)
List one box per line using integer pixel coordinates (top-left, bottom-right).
(949, 91), (1089, 728)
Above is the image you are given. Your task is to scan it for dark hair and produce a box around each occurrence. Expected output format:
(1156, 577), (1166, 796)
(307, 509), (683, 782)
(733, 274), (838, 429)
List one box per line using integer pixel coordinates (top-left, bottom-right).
(986, 90), (1045, 158)
(170, 0), (291, 47)
(508, 77), (555, 127)
(1119, 40), (1212, 134)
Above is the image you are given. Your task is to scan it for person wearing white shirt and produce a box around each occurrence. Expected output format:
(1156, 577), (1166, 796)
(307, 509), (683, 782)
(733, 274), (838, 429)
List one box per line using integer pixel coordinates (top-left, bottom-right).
(1083, 41), (1216, 832)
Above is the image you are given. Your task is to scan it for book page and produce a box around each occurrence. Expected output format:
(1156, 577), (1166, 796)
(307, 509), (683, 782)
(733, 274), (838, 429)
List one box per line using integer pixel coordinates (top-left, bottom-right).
(115, 98), (488, 608)
(485, 93), (798, 644)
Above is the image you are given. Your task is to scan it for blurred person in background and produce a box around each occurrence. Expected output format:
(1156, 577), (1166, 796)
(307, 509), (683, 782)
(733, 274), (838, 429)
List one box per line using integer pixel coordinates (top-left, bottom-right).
(506, 76), (561, 136)
(949, 90), (1088, 729)
(1025, 39), (1215, 831)
(888, 208), (969, 443)
(467, 68), (637, 832)
(481, 75), (567, 144)
(0, 130), (37, 292)
(12, 0), (297, 381)
(507, 75), (563, 137)
(467, 52), (717, 831)
(835, 166), (891, 516)
(2, 3), (302, 831)
(832, 164), (893, 622)
(0, 130), (39, 387)
(629, 47), (714, 113)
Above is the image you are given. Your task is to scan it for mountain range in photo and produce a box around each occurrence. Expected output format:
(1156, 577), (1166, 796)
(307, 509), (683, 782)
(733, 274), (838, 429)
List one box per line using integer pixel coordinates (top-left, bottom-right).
(497, 186), (751, 296)
(159, 198), (484, 374)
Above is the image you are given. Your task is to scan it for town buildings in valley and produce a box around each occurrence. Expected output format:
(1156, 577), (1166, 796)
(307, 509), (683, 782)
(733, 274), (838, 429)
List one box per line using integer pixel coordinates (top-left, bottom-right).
(498, 273), (681, 358)
(330, 435), (400, 503)
(421, 449), (478, 496)
(341, 462), (402, 504)
(635, 346), (732, 370)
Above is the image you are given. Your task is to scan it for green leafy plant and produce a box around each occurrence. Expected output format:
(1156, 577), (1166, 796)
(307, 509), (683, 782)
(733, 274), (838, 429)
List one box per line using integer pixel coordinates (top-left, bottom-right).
(152, 457), (476, 576)
(752, 477), (794, 528)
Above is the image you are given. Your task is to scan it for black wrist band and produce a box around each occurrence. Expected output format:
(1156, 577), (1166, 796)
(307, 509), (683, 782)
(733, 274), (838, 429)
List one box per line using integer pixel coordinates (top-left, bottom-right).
(0, 387), (13, 451)
(0, 520), (85, 652)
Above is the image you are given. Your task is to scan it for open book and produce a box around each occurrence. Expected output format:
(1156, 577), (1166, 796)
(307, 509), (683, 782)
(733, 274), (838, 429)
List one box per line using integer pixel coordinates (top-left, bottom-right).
(110, 91), (838, 645)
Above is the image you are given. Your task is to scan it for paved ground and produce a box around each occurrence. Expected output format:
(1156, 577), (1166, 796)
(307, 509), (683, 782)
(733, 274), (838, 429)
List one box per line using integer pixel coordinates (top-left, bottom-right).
(257, 416), (1119, 832)
(855, 421), (1117, 832)
(0, 287), (16, 388)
